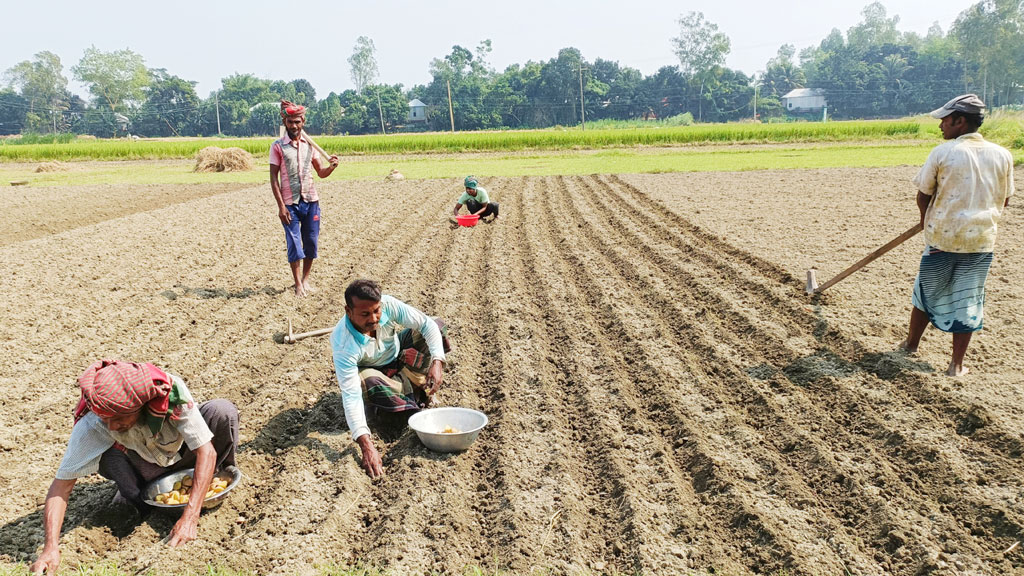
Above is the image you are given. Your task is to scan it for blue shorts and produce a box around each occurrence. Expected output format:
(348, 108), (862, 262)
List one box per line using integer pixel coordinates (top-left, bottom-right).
(282, 200), (320, 262)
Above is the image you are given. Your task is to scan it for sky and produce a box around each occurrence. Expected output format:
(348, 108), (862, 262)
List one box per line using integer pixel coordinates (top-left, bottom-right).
(2, 0), (980, 100)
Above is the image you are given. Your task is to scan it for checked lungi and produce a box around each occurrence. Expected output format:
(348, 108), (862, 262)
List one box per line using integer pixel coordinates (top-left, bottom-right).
(359, 318), (451, 413)
(912, 247), (993, 333)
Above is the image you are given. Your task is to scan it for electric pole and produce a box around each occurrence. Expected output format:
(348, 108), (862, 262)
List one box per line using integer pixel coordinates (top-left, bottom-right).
(215, 90), (222, 136)
(578, 65), (586, 131)
(376, 88), (386, 135)
(446, 79), (455, 133)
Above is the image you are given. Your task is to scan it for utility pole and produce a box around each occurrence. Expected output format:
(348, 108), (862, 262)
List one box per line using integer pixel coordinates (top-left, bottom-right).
(753, 84), (758, 121)
(376, 88), (386, 135)
(215, 90), (222, 136)
(446, 79), (455, 133)
(578, 65), (586, 131)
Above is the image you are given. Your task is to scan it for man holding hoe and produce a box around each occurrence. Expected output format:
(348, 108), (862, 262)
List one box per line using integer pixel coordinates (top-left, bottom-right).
(899, 94), (1014, 376)
(32, 360), (239, 574)
(330, 279), (450, 478)
(270, 100), (339, 297)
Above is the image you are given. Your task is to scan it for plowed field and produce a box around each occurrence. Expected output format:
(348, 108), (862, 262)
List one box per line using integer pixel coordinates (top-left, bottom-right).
(1, 168), (1023, 575)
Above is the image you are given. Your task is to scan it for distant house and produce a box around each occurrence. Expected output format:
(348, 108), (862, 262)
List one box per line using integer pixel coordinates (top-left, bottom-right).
(408, 99), (427, 123)
(781, 88), (827, 113)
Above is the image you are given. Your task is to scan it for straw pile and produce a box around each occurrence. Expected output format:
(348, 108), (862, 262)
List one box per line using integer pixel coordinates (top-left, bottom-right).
(386, 169), (405, 181)
(35, 161), (68, 173)
(194, 147), (253, 172)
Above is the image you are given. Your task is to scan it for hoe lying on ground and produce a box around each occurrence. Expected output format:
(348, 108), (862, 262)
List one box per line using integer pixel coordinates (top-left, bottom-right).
(806, 223), (922, 295)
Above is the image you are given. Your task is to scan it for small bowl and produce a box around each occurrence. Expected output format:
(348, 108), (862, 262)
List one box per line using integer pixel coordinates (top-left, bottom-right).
(456, 214), (479, 227)
(143, 465), (242, 510)
(408, 407), (488, 452)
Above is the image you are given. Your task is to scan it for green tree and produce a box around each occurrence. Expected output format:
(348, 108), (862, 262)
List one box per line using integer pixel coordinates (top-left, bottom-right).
(0, 89), (27, 135)
(348, 36), (379, 93)
(135, 69), (200, 136)
(73, 47), (150, 117)
(952, 0), (1024, 106)
(4, 51), (69, 133)
(672, 11), (731, 121)
(847, 2), (901, 50)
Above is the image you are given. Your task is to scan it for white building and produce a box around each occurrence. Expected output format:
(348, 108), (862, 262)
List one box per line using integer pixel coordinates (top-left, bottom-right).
(781, 88), (827, 112)
(407, 99), (427, 123)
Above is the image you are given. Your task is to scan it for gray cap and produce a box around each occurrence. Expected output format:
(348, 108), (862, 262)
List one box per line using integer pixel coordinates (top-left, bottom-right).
(929, 94), (985, 118)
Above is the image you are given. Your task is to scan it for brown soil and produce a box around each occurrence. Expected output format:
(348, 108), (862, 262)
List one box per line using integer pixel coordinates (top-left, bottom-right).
(1, 170), (1023, 575)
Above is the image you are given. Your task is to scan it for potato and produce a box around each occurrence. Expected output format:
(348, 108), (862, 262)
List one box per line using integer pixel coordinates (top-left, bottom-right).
(181, 494), (189, 503)
(206, 491), (215, 499)
(181, 476), (193, 487)
(155, 494), (165, 503)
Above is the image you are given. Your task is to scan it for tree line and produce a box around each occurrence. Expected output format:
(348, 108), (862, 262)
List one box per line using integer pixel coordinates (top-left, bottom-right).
(1, 0), (1021, 137)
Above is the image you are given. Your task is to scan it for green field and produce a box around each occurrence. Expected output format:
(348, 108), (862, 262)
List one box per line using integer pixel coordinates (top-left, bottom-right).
(0, 120), (927, 161)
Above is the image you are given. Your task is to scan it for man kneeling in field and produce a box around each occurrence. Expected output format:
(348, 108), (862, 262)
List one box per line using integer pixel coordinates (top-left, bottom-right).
(32, 360), (239, 574)
(331, 279), (450, 478)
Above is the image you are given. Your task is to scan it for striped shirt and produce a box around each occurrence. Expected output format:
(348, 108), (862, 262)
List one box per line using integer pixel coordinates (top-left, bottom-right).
(269, 133), (321, 205)
(55, 374), (213, 480)
(330, 295), (447, 440)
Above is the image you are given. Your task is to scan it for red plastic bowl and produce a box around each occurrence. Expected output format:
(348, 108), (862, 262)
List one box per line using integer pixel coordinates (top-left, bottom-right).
(456, 214), (479, 227)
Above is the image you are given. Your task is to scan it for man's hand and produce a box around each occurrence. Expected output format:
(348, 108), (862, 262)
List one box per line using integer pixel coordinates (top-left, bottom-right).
(279, 205), (292, 225)
(31, 547), (60, 575)
(329, 155), (339, 167)
(426, 359), (444, 396)
(167, 513), (199, 547)
(356, 434), (383, 479)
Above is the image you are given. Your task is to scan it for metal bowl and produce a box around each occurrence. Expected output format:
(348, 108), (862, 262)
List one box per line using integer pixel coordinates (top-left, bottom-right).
(143, 465), (242, 510)
(408, 407), (488, 452)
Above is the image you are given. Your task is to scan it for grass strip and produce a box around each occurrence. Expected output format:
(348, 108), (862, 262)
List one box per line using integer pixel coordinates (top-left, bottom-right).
(0, 121), (924, 162)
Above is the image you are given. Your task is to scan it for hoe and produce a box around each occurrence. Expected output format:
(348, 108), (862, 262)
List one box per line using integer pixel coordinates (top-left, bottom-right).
(282, 318), (333, 344)
(806, 223), (922, 295)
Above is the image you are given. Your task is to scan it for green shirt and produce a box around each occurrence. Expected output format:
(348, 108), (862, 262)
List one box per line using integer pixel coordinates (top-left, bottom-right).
(458, 186), (489, 205)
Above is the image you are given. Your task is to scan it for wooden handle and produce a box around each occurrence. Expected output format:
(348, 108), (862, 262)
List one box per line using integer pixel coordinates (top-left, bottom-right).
(284, 326), (334, 344)
(814, 223), (922, 294)
(277, 126), (335, 161)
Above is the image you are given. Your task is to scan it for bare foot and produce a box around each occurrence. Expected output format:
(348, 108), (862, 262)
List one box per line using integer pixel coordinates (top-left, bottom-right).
(947, 362), (969, 377)
(303, 280), (315, 294)
(293, 284), (306, 297)
(897, 340), (918, 354)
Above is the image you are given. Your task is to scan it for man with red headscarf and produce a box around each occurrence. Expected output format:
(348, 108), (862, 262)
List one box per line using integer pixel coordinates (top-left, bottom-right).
(31, 360), (239, 575)
(270, 100), (339, 297)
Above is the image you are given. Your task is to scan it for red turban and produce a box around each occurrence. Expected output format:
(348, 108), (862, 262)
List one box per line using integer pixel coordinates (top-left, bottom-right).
(74, 359), (188, 434)
(280, 100), (306, 118)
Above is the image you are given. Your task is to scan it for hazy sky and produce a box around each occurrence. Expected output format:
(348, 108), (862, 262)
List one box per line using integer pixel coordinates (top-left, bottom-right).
(2, 0), (979, 99)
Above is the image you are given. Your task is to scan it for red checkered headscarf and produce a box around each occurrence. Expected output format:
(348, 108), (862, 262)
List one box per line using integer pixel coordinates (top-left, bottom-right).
(74, 359), (189, 434)
(280, 100), (306, 119)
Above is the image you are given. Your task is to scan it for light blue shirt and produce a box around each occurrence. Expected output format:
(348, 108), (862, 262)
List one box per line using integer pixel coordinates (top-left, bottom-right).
(330, 295), (446, 440)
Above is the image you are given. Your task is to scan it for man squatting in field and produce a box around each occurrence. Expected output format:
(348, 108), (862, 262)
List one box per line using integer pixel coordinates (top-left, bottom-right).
(899, 94), (1014, 376)
(452, 175), (499, 222)
(32, 360), (239, 574)
(331, 279), (450, 478)
(270, 100), (339, 297)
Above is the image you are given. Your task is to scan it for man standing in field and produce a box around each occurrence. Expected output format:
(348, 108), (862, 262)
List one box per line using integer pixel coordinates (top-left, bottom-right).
(330, 279), (450, 478)
(452, 175), (499, 222)
(31, 360), (239, 574)
(899, 94), (1014, 376)
(270, 100), (339, 297)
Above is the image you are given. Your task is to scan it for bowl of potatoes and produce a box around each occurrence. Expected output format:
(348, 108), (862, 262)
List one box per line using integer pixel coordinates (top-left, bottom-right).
(408, 407), (488, 452)
(144, 466), (241, 510)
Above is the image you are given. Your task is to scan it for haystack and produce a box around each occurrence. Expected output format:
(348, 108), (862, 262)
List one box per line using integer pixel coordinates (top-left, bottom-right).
(385, 169), (405, 181)
(35, 161), (68, 173)
(194, 147), (253, 173)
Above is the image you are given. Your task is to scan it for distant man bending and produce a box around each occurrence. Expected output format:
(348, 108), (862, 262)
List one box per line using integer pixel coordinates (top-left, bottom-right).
(899, 94), (1014, 376)
(270, 100), (339, 296)
(32, 360), (239, 574)
(452, 176), (499, 222)
(330, 279), (450, 478)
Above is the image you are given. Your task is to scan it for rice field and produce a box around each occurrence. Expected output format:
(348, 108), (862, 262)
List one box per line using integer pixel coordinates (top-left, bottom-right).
(0, 120), (926, 161)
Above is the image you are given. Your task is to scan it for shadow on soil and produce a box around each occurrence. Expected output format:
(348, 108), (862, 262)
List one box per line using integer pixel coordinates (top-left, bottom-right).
(160, 284), (285, 301)
(243, 392), (455, 469)
(0, 481), (189, 563)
